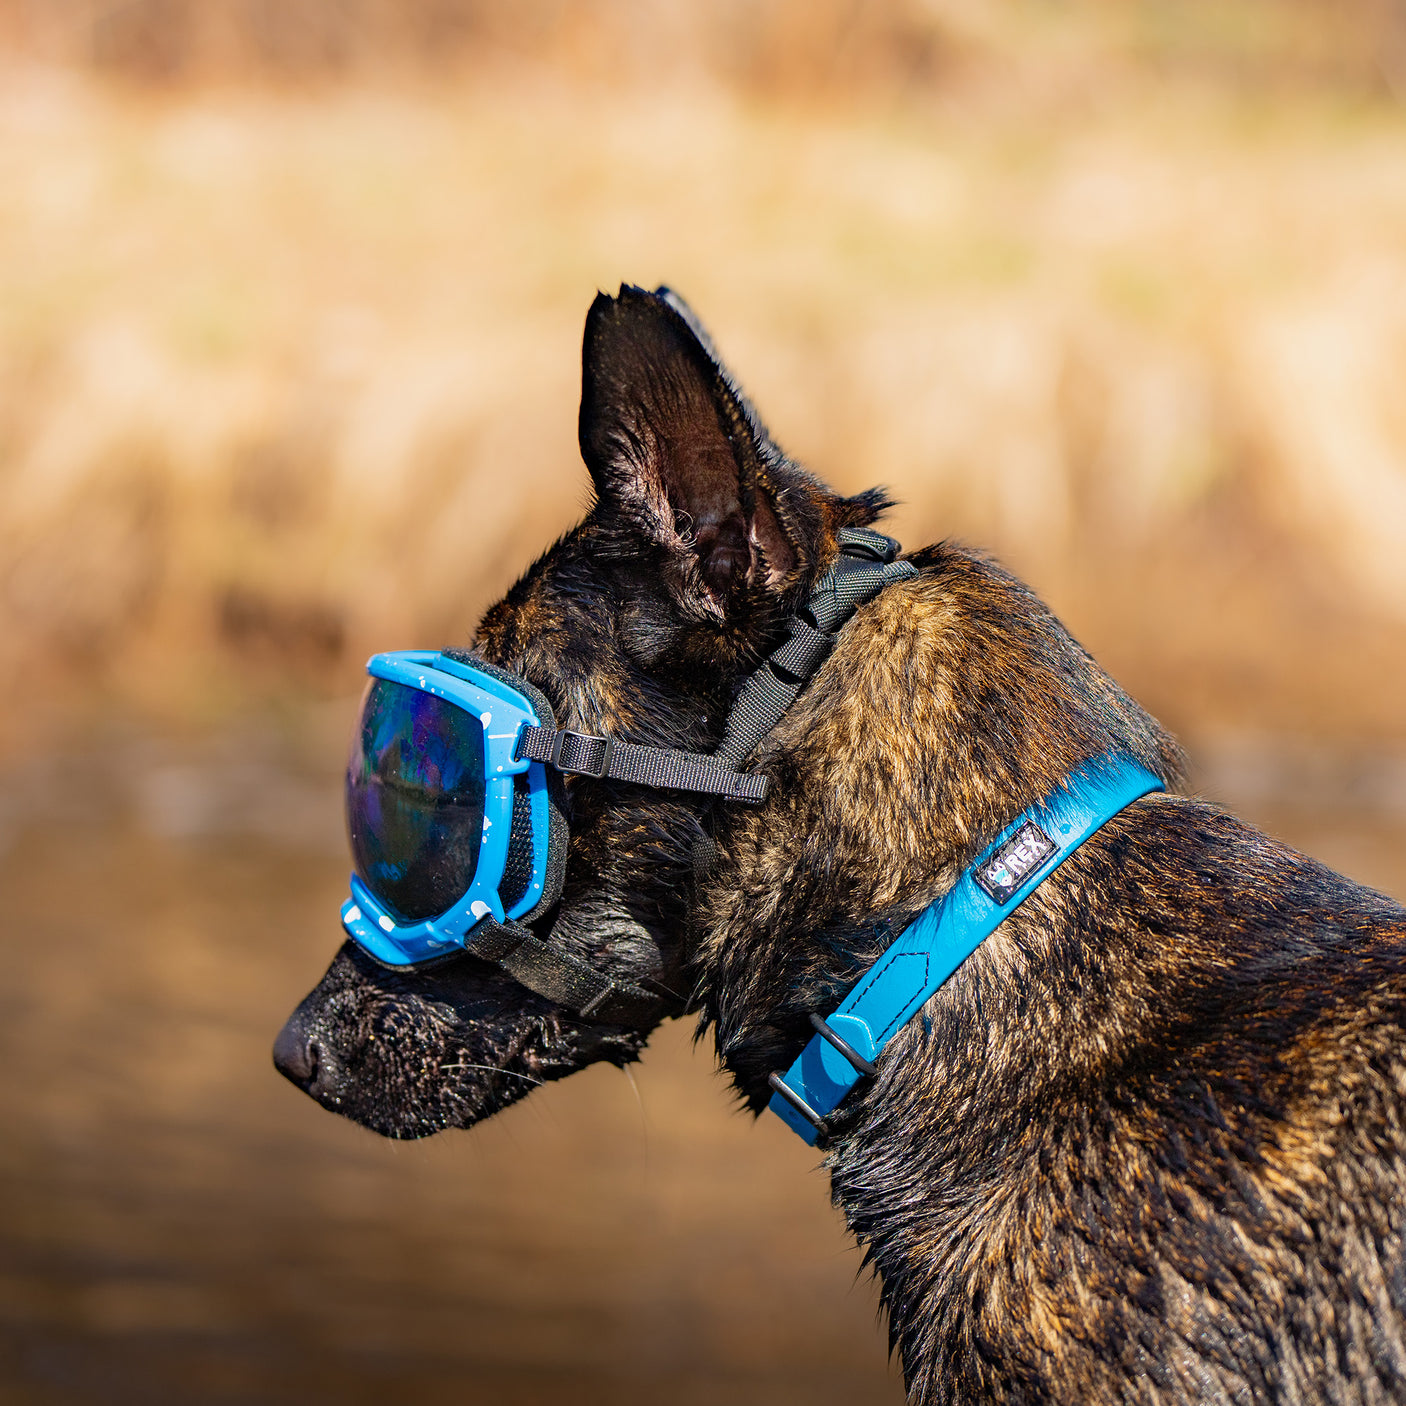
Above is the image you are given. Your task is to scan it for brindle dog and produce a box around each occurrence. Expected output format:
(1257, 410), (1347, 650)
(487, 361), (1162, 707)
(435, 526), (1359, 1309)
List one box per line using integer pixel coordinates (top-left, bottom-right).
(276, 285), (1406, 1404)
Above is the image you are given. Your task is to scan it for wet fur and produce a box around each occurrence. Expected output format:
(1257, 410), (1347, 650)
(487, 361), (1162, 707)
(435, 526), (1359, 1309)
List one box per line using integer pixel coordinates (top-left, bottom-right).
(278, 286), (1406, 1403)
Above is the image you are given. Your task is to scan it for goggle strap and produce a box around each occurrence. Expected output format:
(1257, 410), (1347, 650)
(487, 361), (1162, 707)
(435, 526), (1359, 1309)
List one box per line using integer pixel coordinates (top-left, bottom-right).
(688, 530), (916, 896)
(465, 915), (675, 1029)
(713, 531), (919, 771)
(510, 529), (913, 808)
(515, 725), (769, 804)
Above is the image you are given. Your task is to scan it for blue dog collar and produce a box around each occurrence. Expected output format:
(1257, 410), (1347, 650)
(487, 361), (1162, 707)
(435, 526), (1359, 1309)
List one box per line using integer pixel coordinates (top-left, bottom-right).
(767, 755), (1165, 1144)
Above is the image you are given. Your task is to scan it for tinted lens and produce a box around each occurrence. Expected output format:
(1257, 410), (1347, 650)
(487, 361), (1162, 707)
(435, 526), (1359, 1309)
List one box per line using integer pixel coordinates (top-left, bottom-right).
(347, 679), (486, 923)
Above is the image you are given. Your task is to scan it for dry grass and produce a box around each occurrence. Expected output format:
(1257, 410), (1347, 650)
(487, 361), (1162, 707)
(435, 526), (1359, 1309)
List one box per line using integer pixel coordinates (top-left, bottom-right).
(2, 3), (1406, 755)
(7, 1), (1406, 96)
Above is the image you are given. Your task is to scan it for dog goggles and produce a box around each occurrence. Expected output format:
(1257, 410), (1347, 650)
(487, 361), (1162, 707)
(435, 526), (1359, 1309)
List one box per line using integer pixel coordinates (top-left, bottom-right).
(342, 651), (566, 967)
(342, 649), (773, 970)
(340, 528), (918, 1023)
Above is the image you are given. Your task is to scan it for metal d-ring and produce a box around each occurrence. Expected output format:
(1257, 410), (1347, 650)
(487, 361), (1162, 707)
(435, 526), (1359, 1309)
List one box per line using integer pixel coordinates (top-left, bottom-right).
(809, 1012), (877, 1076)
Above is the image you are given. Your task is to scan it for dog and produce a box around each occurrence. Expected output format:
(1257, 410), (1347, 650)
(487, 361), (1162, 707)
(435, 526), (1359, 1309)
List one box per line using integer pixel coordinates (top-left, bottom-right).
(276, 284), (1406, 1403)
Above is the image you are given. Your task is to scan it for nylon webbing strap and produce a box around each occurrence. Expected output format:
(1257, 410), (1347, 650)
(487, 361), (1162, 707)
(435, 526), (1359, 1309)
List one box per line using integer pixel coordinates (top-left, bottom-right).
(712, 528), (918, 770)
(515, 726), (770, 803)
(514, 528), (914, 803)
(486, 527), (916, 1029)
(463, 916), (673, 1028)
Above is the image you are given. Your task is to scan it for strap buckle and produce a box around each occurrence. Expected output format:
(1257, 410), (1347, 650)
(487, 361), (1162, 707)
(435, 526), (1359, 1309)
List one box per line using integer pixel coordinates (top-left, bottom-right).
(550, 729), (613, 779)
(764, 1012), (877, 1143)
(767, 1072), (828, 1136)
(836, 527), (900, 563)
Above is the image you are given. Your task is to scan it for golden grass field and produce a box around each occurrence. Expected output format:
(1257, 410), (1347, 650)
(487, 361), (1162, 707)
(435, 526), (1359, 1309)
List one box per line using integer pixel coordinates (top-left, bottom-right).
(3, 0), (1406, 756)
(3, 7), (1406, 1402)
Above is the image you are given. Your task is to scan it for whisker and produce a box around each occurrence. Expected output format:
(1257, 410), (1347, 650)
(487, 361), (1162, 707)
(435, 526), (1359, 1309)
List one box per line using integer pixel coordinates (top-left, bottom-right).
(622, 1063), (646, 1121)
(439, 1062), (544, 1086)
(644, 974), (686, 1002)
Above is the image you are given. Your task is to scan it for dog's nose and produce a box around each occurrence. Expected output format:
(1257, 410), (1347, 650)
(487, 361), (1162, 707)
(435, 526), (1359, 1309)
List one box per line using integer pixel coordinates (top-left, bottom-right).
(273, 1012), (319, 1087)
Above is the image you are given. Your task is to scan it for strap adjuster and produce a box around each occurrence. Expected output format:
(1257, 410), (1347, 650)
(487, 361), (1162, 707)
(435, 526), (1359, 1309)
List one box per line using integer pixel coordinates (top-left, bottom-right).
(767, 1072), (828, 1136)
(836, 527), (900, 563)
(551, 729), (613, 779)
(808, 1011), (877, 1075)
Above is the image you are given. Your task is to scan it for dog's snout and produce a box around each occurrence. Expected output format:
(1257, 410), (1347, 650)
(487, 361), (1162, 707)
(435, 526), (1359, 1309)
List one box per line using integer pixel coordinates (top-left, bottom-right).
(273, 1012), (320, 1087)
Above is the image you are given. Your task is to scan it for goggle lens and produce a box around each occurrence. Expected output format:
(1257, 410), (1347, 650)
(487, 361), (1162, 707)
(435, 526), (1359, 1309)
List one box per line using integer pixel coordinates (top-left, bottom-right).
(346, 679), (487, 922)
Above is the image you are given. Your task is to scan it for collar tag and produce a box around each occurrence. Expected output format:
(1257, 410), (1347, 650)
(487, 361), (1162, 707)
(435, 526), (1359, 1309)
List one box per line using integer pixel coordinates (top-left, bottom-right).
(767, 756), (1165, 1144)
(974, 820), (1056, 904)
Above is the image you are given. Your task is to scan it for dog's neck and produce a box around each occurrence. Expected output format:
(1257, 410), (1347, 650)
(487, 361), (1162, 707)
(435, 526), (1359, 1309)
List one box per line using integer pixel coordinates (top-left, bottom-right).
(693, 542), (1187, 1393)
(814, 822), (1188, 1400)
(696, 542), (1184, 1076)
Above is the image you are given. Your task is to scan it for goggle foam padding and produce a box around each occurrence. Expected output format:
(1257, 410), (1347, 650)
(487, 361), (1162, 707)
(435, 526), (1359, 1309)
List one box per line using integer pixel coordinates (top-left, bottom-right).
(441, 650), (570, 924)
(499, 776), (536, 913)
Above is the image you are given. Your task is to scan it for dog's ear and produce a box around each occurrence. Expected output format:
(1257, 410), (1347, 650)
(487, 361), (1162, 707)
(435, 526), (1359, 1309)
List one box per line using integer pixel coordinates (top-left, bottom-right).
(579, 285), (807, 615)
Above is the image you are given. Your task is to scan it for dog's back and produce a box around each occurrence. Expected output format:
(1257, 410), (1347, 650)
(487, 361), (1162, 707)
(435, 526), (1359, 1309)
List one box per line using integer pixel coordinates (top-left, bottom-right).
(865, 800), (1406, 1403)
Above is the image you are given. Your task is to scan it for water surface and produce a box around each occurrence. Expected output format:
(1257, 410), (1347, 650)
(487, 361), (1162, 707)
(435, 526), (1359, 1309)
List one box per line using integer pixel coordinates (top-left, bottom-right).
(2, 730), (1403, 1404)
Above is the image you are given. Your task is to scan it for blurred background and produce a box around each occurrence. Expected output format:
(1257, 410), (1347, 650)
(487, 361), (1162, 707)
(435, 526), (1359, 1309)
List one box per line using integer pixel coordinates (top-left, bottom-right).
(2, 3), (1406, 1402)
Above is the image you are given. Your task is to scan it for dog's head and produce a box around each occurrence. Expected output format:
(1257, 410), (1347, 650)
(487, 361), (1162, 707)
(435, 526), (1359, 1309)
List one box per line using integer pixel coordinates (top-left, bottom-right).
(274, 285), (887, 1137)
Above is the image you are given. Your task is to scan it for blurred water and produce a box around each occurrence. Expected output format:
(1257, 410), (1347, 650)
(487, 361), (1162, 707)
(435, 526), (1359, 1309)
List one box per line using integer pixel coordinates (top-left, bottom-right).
(0, 730), (903, 1406)
(1, 729), (1404, 1405)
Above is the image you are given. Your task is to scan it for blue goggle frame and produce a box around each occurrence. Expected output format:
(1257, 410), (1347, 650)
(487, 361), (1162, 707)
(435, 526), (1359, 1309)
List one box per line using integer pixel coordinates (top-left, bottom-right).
(341, 650), (556, 967)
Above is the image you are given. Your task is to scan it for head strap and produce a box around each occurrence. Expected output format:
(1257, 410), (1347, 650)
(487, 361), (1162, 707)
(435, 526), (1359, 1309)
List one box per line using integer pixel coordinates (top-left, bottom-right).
(511, 526), (917, 805)
(713, 527), (918, 770)
(488, 526), (917, 1029)
(513, 725), (770, 802)
(682, 528), (920, 962)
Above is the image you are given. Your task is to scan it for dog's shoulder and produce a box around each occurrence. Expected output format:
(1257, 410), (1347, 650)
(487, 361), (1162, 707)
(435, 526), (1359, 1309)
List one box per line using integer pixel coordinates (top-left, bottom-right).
(836, 797), (1406, 1404)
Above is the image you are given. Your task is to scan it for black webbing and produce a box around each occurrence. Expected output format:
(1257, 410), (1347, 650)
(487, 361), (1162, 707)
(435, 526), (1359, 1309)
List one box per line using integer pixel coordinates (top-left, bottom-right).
(484, 525), (917, 1028)
(463, 915), (672, 1028)
(684, 528), (918, 910)
(513, 528), (914, 802)
(515, 726), (770, 803)
(711, 528), (918, 770)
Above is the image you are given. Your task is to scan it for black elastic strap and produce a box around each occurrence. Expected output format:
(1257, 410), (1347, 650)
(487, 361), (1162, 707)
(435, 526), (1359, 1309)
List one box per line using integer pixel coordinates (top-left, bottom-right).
(515, 727), (770, 804)
(463, 916), (673, 1028)
(687, 528), (917, 897)
(514, 528), (911, 802)
(711, 528), (918, 770)
(691, 831), (719, 884)
(483, 526), (915, 1027)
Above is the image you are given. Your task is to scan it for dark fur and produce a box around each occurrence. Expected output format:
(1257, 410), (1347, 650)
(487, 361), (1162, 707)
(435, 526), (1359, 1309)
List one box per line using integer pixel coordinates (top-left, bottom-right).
(277, 286), (1406, 1403)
